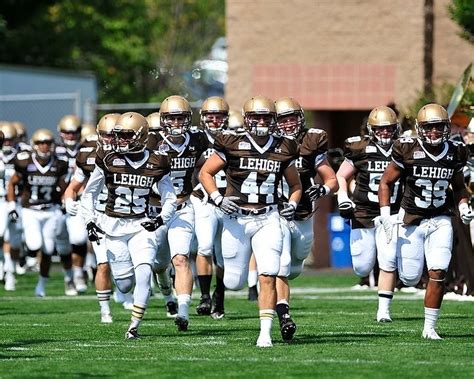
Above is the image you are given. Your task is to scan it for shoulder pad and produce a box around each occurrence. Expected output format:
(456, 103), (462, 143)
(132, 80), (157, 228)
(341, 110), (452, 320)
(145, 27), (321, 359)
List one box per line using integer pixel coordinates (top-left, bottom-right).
(79, 147), (95, 153)
(222, 130), (235, 136)
(153, 150), (168, 156)
(85, 135), (98, 142)
(55, 146), (67, 154)
(307, 128), (324, 134)
(450, 140), (465, 147)
(16, 151), (30, 161)
(346, 136), (362, 143)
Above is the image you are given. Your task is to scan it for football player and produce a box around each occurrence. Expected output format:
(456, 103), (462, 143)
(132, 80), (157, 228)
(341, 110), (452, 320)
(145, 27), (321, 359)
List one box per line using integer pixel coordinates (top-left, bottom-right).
(379, 103), (473, 339)
(64, 113), (120, 323)
(56, 115), (89, 294)
(147, 95), (209, 331)
(7, 129), (72, 297)
(191, 96), (229, 319)
(336, 106), (402, 322)
(199, 95), (302, 348)
(146, 111), (177, 318)
(81, 112), (176, 339)
(227, 110), (245, 134)
(275, 97), (338, 341)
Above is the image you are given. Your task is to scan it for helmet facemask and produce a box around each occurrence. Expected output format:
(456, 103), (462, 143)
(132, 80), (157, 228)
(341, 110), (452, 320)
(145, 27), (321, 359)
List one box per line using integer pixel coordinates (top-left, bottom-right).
(276, 111), (304, 138)
(161, 113), (192, 136)
(112, 127), (147, 154)
(245, 113), (276, 137)
(201, 111), (228, 134)
(416, 121), (450, 146)
(368, 123), (398, 146)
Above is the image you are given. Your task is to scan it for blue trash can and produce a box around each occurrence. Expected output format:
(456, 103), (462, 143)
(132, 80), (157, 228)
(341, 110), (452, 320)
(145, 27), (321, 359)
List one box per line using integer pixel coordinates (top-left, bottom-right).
(328, 213), (352, 268)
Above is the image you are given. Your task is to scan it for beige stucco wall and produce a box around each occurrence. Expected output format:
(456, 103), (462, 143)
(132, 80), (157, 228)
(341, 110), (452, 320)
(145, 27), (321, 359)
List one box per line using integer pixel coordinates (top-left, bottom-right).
(226, 0), (472, 111)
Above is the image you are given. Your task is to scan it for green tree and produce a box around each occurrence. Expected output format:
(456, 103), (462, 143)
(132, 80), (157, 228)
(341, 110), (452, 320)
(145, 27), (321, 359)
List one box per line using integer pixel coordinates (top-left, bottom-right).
(448, 0), (474, 42)
(0, 0), (225, 103)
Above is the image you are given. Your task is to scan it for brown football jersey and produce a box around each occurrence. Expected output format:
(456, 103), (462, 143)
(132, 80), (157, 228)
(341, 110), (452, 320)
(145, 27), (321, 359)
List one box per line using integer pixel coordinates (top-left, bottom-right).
(344, 136), (402, 228)
(13, 151), (68, 208)
(95, 147), (170, 218)
(392, 137), (468, 225)
(192, 129), (227, 200)
(213, 132), (299, 206)
(55, 143), (80, 184)
(147, 130), (208, 199)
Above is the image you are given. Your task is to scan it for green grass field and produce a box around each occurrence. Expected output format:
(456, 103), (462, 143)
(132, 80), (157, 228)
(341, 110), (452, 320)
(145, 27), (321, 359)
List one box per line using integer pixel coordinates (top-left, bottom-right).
(1, 269), (473, 378)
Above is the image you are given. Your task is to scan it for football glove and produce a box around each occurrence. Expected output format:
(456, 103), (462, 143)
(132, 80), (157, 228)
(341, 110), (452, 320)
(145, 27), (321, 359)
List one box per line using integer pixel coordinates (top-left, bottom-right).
(214, 195), (240, 215)
(280, 202), (297, 221)
(374, 215), (394, 244)
(338, 200), (355, 219)
(8, 210), (19, 224)
(86, 222), (105, 244)
(65, 198), (79, 216)
(459, 203), (474, 225)
(305, 183), (328, 202)
(141, 216), (164, 232)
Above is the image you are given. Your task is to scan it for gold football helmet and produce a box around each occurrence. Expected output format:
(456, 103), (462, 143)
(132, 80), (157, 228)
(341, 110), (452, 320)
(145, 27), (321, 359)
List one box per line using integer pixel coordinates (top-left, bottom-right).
(160, 95), (192, 136)
(112, 112), (149, 154)
(228, 110), (245, 133)
(275, 97), (305, 138)
(97, 113), (120, 147)
(58, 114), (82, 147)
(416, 103), (450, 145)
(80, 123), (97, 142)
(243, 96), (276, 136)
(11, 121), (27, 142)
(0, 122), (17, 154)
(146, 112), (162, 131)
(200, 96), (229, 134)
(367, 106), (399, 145)
(31, 129), (55, 158)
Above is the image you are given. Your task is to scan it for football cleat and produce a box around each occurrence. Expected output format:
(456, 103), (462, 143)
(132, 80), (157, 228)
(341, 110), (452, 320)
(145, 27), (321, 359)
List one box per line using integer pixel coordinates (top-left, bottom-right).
(376, 311), (393, 323)
(4, 273), (16, 291)
(279, 314), (297, 342)
(125, 327), (140, 340)
(196, 295), (212, 315)
(15, 263), (26, 276)
(248, 285), (258, 301)
(210, 309), (225, 320)
(74, 277), (88, 294)
(101, 312), (113, 324)
(65, 281), (78, 296)
(422, 328), (442, 340)
(256, 335), (273, 348)
(175, 316), (189, 332)
(210, 290), (225, 319)
(166, 301), (178, 318)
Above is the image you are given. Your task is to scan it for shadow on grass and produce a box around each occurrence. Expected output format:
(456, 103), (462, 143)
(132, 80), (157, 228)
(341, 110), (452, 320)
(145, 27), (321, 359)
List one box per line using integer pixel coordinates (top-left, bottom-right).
(290, 332), (390, 345)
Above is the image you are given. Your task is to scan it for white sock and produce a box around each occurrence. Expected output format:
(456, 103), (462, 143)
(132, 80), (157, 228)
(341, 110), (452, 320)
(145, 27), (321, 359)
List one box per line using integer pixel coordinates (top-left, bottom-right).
(73, 267), (83, 279)
(377, 291), (393, 314)
(248, 270), (258, 288)
(259, 309), (275, 337)
(4, 253), (15, 273)
(424, 307), (440, 330)
(38, 275), (48, 286)
(177, 294), (191, 320)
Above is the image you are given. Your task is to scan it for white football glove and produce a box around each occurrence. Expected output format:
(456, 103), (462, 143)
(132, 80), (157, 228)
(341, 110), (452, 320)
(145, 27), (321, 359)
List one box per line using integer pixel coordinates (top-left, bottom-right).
(214, 195), (240, 215)
(65, 198), (79, 216)
(374, 206), (395, 244)
(459, 203), (474, 225)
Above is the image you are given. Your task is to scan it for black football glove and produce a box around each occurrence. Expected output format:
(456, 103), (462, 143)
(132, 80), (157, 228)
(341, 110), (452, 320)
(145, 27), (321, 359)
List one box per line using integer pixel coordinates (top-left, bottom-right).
(8, 210), (19, 224)
(86, 222), (105, 244)
(338, 199), (355, 219)
(305, 183), (328, 202)
(280, 202), (296, 221)
(141, 216), (164, 232)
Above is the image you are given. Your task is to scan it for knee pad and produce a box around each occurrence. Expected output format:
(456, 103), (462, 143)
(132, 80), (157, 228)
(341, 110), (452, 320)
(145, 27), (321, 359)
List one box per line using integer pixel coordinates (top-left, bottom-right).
(352, 260), (374, 278)
(115, 276), (135, 294)
(223, 265), (246, 291)
(399, 272), (422, 287)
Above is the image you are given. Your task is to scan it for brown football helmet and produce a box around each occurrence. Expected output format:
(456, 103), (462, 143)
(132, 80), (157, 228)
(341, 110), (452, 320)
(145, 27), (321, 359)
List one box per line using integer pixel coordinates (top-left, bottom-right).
(275, 97), (305, 138)
(367, 106), (399, 145)
(416, 104), (450, 146)
(112, 112), (149, 154)
(243, 96), (276, 136)
(58, 115), (82, 147)
(31, 129), (55, 158)
(200, 96), (229, 134)
(160, 95), (192, 136)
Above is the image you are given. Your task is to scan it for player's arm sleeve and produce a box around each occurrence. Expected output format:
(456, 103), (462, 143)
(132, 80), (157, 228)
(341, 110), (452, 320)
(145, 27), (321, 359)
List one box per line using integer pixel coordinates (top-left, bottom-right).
(80, 166), (105, 224)
(156, 174), (177, 224)
(73, 166), (86, 184)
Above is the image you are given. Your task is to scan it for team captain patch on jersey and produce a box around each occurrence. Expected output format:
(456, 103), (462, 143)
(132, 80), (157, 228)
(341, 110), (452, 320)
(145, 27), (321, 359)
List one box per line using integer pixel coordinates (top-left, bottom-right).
(392, 137), (468, 225)
(344, 135), (402, 227)
(13, 151), (68, 208)
(147, 130), (208, 198)
(95, 146), (170, 218)
(213, 132), (299, 206)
